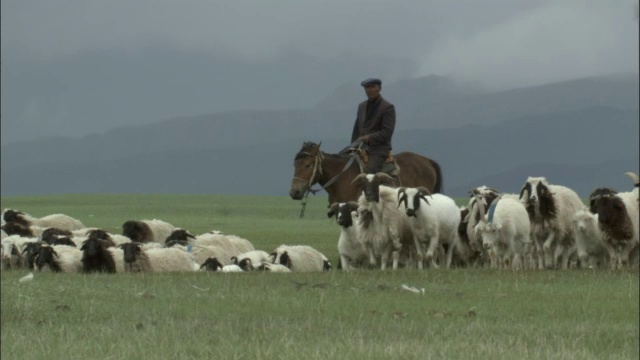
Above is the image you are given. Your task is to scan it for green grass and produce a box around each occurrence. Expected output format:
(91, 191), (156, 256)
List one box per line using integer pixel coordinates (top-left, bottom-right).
(1, 194), (638, 359)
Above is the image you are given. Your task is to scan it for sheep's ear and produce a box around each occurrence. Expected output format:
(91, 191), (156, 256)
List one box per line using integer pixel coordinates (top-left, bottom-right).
(347, 201), (359, 211)
(230, 256), (238, 265)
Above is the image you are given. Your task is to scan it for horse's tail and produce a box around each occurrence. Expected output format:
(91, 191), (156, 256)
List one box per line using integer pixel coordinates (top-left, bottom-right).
(429, 158), (444, 194)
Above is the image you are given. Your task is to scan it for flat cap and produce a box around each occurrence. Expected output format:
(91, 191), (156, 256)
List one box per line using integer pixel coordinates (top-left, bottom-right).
(360, 78), (382, 87)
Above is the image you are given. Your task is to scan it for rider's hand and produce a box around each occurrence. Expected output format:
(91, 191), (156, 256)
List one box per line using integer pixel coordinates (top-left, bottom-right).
(358, 135), (370, 144)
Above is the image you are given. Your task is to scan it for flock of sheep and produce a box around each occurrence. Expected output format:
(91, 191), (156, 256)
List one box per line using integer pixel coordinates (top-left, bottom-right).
(1, 212), (331, 274)
(1, 171), (638, 275)
(331, 172), (640, 271)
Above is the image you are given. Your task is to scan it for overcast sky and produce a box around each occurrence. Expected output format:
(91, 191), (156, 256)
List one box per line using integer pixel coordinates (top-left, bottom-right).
(3, 0), (638, 86)
(1, 1), (638, 143)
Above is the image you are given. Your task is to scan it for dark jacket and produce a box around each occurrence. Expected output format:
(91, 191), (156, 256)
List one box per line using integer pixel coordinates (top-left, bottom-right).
(351, 96), (396, 155)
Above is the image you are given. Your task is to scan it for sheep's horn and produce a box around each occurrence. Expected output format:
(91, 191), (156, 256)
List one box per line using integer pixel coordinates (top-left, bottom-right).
(347, 201), (359, 210)
(463, 213), (471, 223)
(351, 173), (368, 186)
(397, 187), (407, 201)
(416, 186), (432, 197)
(374, 172), (394, 181)
(625, 172), (639, 186)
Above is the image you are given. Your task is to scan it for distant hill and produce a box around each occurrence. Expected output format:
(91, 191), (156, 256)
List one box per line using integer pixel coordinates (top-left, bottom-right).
(2, 106), (637, 198)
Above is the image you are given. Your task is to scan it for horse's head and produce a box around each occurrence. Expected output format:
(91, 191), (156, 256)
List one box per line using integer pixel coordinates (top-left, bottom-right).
(289, 141), (322, 200)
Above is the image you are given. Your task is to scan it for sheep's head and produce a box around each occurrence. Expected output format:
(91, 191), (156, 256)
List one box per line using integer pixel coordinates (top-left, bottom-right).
(323, 259), (332, 271)
(327, 202), (359, 227)
(51, 236), (76, 247)
(165, 229), (195, 247)
(22, 242), (44, 270)
(2, 209), (25, 224)
(519, 177), (556, 219)
(237, 258), (253, 271)
(41, 227), (73, 244)
(352, 173), (395, 203)
(278, 251), (292, 268)
(1, 222), (33, 237)
(80, 238), (112, 257)
(86, 229), (112, 241)
(200, 257), (223, 271)
(122, 221), (151, 242)
(588, 188), (617, 214)
(119, 242), (142, 264)
(398, 187), (431, 217)
(573, 209), (596, 233)
(35, 246), (60, 272)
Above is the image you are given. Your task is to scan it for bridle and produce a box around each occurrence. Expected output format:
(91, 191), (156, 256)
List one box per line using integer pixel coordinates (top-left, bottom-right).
(295, 141), (363, 218)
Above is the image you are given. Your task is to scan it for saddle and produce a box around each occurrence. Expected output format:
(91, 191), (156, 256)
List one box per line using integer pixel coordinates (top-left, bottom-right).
(349, 147), (400, 177)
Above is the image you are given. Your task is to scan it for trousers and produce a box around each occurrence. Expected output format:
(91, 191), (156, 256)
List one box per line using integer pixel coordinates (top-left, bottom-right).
(365, 153), (387, 174)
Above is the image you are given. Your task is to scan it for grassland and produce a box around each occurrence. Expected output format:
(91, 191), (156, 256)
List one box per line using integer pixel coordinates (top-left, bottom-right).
(1, 194), (639, 359)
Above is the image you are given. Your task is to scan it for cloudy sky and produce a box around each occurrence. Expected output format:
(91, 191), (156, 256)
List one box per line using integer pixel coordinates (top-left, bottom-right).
(1, 0), (638, 142)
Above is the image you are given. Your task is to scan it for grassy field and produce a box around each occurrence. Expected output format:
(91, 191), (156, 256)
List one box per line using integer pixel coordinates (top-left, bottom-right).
(1, 194), (639, 359)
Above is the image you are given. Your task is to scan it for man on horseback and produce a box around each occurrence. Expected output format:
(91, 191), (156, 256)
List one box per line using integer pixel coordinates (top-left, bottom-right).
(350, 78), (396, 174)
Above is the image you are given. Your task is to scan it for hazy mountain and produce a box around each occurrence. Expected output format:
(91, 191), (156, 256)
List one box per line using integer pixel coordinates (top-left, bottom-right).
(1, 47), (418, 144)
(2, 105), (637, 198)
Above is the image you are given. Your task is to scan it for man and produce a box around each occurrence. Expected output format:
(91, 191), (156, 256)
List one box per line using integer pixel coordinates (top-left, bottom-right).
(351, 77), (396, 174)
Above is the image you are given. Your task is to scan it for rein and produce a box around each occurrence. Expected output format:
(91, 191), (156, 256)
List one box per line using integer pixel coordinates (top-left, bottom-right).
(298, 141), (363, 218)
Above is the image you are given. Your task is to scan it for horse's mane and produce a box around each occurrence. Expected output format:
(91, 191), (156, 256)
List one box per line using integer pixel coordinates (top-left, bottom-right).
(294, 141), (349, 160)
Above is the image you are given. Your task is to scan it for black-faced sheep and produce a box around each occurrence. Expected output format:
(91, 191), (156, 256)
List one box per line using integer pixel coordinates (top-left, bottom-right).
(594, 191), (639, 269)
(80, 237), (124, 273)
(269, 245), (331, 272)
(519, 177), (584, 269)
(353, 173), (415, 270)
(86, 229), (131, 246)
(34, 245), (83, 273)
(2, 209), (85, 230)
(327, 202), (368, 270)
(2, 235), (39, 270)
(398, 187), (460, 269)
(120, 242), (197, 273)
(199, 257), (244, 272)
(1, 223), (45, 238)
(122, 219), (175, 244)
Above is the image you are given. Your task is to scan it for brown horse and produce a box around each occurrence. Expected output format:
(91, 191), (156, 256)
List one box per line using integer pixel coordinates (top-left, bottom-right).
(289, 141), (443, 205)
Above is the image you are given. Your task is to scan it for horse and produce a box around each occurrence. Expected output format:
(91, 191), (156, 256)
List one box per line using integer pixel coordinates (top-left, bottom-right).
(289, 141), (443, 206)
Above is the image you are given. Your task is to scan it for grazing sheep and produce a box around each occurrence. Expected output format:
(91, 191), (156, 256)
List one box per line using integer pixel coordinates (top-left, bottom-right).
(519, 177), (584, 269)
(269, 245), (331, 272)
(473, 195), (530, 270)
(572, 209), (608, 269)
(594, 190), (639, 269)
(398, 187), (460, 269)
(80, 237), (125, 273)
(120, 242), (197, 273)
(353, 173), (415, 270)
(122, 219), (175, 244)
(2, 209), (85, 230)
(231, 250), (271, 271)
(327, 202), (367, 270)
(21, 242), (45, 271)
(34, 245), (83, 273)
(49, 236), (77, 247)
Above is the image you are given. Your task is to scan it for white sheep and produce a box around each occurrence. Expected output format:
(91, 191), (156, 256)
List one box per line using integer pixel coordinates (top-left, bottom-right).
(33, 245), (83, 273)
(122, 219), (176, 244)
(120, 242), (196, 272)
(2, 209), (85, 230)
(269, 245), (331, 272)
(397, 187), (460, 269)
(353, 173), (415, 270)
(2, 235), (39, 270)
(473, 195), (531, 270)
(327, 202), (367, 271)
(193, 233), (255, 256)
(572, 208), (609, 269)
(172, 243), (233, 267)
(519, 177), (584, 269)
